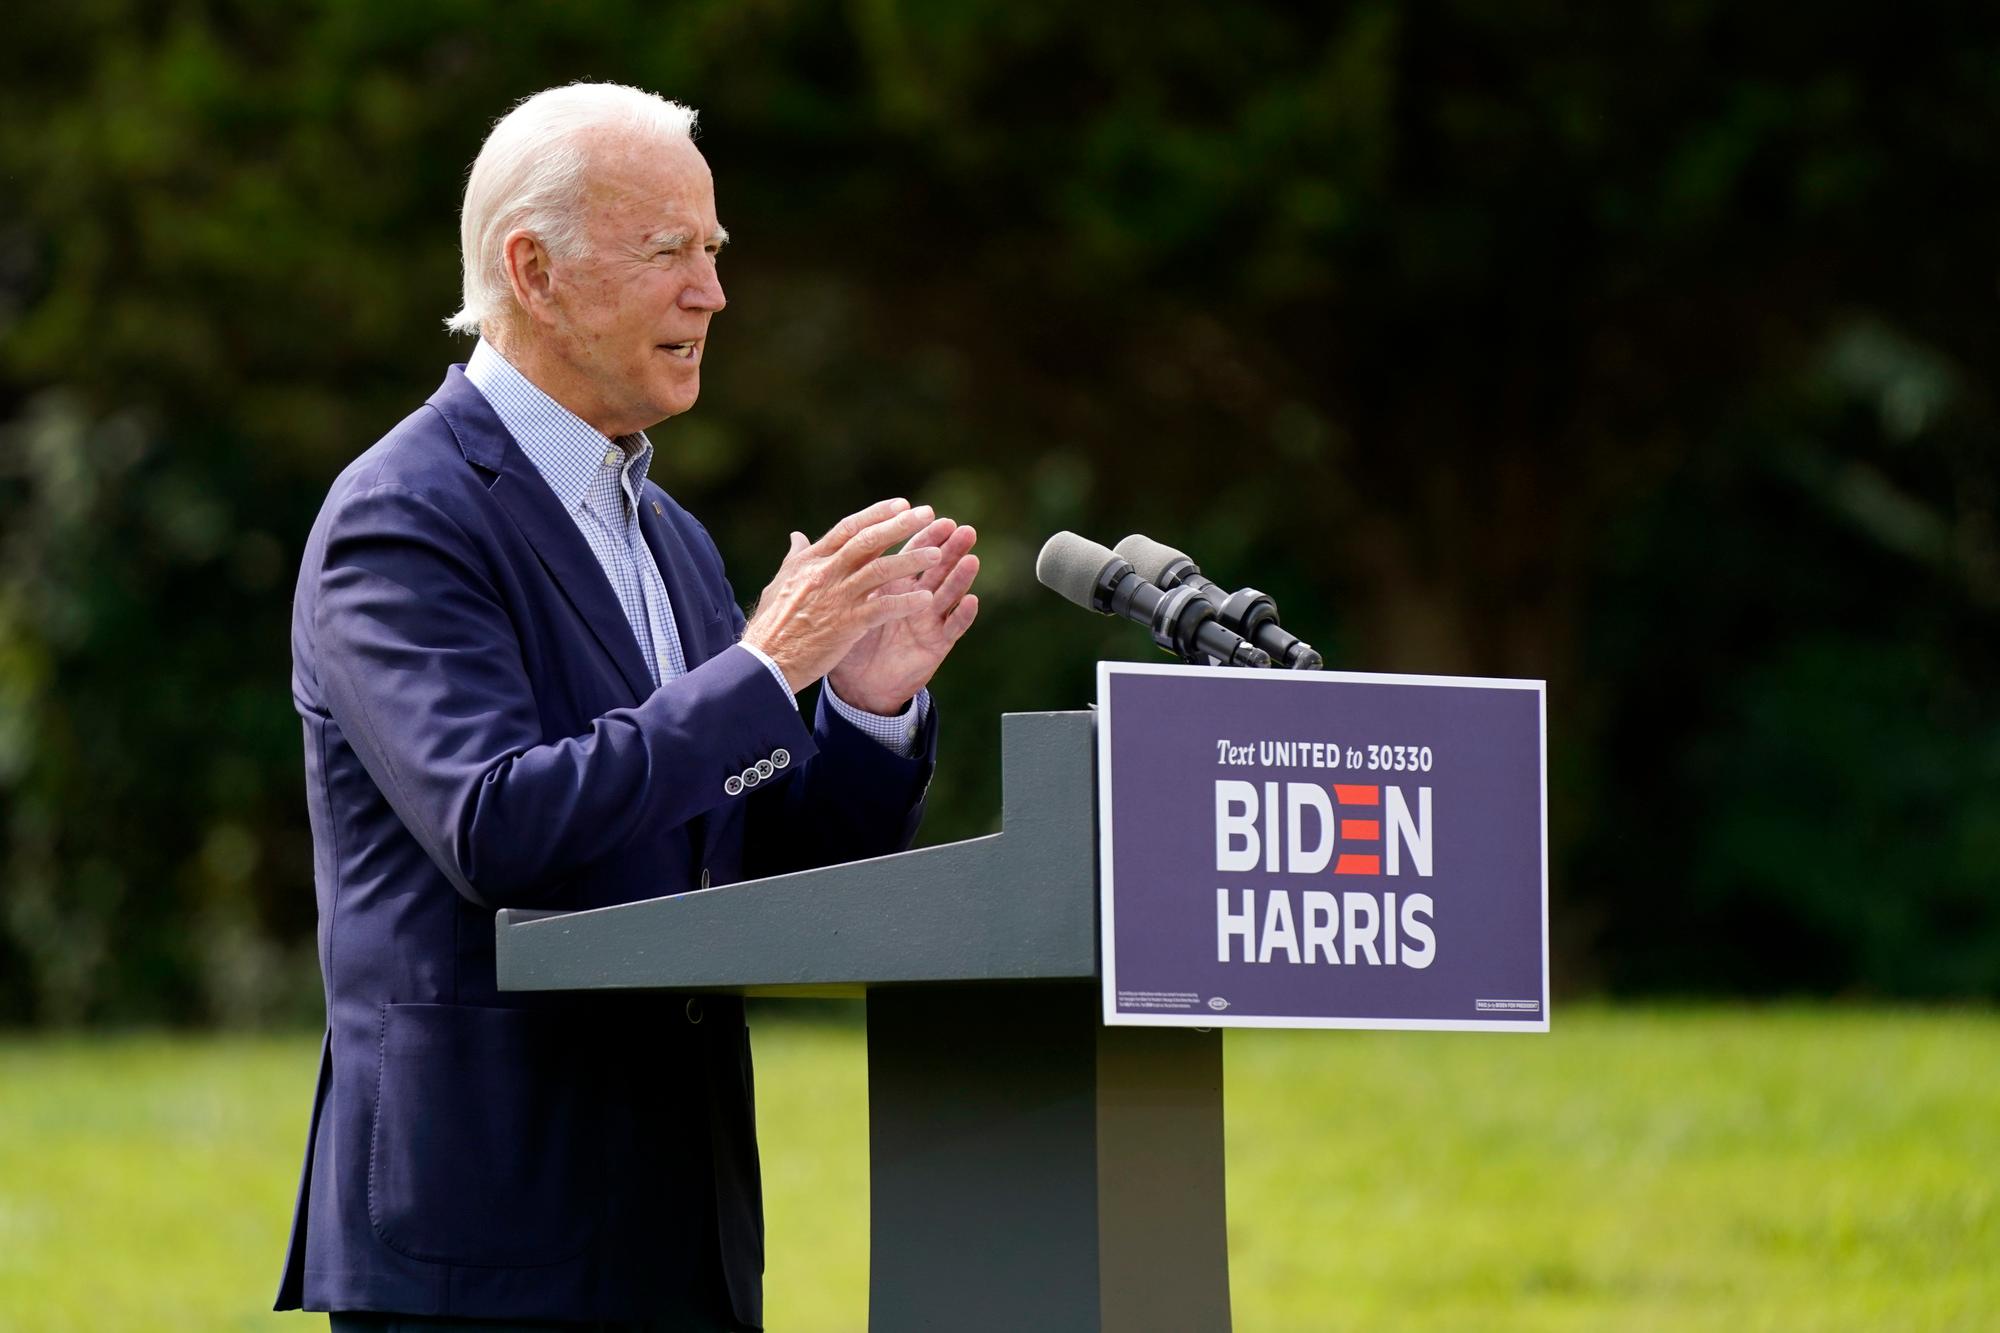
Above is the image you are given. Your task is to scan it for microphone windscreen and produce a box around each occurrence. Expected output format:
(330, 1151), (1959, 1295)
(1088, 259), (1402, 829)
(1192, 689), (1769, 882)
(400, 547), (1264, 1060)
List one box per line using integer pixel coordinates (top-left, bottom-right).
(1113, 533), (1190, 586)
(1035, 531), (1116, 610)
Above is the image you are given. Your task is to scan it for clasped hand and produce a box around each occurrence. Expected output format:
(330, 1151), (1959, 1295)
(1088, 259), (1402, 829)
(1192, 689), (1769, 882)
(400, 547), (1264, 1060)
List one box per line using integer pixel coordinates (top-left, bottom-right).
(741, 498), (980, 715)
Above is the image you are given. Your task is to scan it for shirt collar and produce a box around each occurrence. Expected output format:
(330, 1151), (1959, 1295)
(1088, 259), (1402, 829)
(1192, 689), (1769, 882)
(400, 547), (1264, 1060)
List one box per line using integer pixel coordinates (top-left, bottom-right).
(463, 338), (655, 512)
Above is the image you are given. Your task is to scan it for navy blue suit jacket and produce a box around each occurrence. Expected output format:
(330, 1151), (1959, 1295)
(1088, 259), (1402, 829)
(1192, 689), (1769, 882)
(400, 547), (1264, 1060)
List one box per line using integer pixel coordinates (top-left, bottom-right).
(276, 367), (935, 1324)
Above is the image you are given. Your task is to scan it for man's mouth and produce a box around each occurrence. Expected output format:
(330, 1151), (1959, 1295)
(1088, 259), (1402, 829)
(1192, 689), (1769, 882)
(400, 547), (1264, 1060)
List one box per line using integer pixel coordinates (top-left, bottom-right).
(658, 341), (699, 361)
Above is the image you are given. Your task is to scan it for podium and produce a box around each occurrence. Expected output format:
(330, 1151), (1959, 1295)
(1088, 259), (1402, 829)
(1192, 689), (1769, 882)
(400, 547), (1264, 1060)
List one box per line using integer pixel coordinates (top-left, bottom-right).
(494, 711), (1231, 1333)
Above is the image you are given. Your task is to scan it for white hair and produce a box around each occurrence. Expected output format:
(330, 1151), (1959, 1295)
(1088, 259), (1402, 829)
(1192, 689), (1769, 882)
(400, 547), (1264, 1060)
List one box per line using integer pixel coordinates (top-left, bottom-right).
(445, 82), (699, 336)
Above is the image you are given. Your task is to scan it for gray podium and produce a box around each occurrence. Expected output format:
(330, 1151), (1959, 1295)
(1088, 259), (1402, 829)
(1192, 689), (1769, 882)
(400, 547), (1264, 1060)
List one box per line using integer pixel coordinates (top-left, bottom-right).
(495, 711), (1230, 1333)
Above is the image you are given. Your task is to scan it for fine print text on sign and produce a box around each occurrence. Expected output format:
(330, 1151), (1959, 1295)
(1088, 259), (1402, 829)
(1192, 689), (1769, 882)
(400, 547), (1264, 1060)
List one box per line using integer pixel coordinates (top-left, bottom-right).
(1097, 662), (1548, 1031)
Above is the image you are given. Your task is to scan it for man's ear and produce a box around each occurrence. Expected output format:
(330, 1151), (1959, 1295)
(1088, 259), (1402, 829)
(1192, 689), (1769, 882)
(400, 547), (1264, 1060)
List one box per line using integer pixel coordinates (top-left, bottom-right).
(501, 230), (559, 327)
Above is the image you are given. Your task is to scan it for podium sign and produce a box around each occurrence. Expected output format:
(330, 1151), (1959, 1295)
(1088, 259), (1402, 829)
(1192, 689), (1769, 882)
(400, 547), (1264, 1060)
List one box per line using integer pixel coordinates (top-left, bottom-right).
(1098, 662), (1548, 1031)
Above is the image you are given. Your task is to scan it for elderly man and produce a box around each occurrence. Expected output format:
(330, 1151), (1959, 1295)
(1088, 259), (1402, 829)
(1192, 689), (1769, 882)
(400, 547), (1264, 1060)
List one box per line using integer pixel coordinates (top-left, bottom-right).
(275, 83), (978, 1331)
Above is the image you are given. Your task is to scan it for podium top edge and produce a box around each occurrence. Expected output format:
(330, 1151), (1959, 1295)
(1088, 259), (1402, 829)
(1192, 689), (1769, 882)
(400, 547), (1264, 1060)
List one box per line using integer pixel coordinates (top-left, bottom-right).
(1095, 661), (1546, 691)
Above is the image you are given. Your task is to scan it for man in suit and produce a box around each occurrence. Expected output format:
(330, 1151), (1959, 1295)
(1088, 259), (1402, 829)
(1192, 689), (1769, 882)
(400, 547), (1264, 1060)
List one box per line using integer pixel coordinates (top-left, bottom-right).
(274, 83), (980, 1331)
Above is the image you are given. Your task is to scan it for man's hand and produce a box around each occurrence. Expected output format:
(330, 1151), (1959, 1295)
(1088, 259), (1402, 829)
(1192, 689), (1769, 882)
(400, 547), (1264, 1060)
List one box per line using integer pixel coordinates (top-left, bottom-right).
(741, 499), (944, 695)
(827, 515), (979, 715)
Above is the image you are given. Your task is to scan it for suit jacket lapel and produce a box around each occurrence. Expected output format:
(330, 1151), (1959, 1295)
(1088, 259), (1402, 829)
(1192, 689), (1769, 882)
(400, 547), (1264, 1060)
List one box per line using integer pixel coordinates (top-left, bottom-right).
(637, 491), (721, 669)
(637, 485), (734, 873)
(427, 368), (655, 703)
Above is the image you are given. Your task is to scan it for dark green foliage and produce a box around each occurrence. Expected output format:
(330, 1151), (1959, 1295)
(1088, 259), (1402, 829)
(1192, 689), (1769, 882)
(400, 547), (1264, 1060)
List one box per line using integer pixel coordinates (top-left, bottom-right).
(1, 2), (1995, 1022)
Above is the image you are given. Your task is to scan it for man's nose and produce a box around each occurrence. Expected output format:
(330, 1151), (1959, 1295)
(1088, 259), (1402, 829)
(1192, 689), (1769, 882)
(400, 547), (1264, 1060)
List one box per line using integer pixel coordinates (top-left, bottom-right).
(682, 257), (725, 312)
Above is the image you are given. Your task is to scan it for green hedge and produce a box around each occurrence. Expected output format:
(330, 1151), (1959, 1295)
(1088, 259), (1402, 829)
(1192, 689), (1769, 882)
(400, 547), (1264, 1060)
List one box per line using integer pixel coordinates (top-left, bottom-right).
(2, 3), (1996, 1021)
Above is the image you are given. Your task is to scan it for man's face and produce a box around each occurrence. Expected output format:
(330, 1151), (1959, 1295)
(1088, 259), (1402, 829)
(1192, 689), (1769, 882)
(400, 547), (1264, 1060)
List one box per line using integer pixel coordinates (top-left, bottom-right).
(545, 133), (727, 435)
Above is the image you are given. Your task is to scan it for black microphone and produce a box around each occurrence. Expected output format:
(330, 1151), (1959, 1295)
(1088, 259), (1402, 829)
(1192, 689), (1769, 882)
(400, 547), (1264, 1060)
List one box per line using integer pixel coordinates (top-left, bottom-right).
(1035, 532), (1272, 669)
(1114, 534), (1324, 671)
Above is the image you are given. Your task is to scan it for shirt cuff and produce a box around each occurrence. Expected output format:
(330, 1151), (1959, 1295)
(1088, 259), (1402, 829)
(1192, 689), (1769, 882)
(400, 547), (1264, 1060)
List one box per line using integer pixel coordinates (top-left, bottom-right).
(736, 642), (795, 702)
(822, 678), (929, 757)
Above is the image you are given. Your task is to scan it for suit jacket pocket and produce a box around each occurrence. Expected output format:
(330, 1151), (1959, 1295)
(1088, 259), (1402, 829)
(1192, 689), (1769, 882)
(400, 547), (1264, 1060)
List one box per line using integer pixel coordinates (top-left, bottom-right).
(368, 1002), (602, 1267)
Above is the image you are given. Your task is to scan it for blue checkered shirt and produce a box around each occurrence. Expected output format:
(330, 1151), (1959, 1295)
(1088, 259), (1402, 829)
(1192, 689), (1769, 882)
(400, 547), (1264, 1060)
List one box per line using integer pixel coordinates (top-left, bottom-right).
(464, 339), (925, 754)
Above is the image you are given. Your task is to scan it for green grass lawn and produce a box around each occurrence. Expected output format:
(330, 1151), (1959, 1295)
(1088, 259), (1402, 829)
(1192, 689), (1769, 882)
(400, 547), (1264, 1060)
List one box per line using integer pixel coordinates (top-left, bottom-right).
(0, 1007), (1993, 1330)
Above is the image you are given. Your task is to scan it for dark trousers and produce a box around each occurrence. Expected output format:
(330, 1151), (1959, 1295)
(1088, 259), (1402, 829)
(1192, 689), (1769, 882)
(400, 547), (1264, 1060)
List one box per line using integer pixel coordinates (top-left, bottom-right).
(329, 1315), (735, 1332)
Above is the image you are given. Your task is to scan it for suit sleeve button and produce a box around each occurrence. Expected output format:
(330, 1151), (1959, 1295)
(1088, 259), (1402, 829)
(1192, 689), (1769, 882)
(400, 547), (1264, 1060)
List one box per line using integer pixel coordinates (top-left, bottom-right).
(755, 758), (775, 780)
(685, 998), (704, 1024)
(724, 775), (744, 796)
(771, 748), (790, 769)
(741, 766), (761, 788)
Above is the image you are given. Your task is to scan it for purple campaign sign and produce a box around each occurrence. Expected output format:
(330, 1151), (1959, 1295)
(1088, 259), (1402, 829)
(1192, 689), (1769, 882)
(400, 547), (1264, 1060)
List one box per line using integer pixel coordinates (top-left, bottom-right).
(1097, 662), (1548, 1031)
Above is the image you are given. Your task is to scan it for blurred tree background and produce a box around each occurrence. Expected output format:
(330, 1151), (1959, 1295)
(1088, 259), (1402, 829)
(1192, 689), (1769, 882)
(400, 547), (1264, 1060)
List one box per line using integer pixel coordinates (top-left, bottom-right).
(0, 0), (1995, 1025)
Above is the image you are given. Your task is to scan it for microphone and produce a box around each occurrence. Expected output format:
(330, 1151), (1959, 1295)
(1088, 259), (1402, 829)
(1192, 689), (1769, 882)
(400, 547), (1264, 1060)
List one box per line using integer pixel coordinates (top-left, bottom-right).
(1036, 532), (1272, 669)
(1114, 534), (1324, 671)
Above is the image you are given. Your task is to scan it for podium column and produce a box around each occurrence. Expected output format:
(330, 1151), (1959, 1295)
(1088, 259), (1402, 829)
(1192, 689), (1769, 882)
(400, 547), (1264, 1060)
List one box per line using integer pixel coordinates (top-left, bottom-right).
(865, 980), (1232, 1333)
